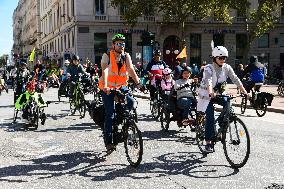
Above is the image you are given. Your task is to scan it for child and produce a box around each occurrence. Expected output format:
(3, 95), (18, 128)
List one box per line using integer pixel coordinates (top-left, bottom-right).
(161, 68), (175, 95)
(174, 66), (194, 125)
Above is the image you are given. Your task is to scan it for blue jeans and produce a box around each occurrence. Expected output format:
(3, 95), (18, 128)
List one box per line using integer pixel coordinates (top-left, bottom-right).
(101, 89), (135, 145)
(177, 97), (193, 119)
(205, 97), (230, 141)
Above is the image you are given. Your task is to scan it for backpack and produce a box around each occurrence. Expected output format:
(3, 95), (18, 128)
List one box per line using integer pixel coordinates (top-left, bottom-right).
(250, 68), (264, 83)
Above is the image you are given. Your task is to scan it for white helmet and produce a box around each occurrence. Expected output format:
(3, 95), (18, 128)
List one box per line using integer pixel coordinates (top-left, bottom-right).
(163, 67), (172, 75)
(212, 46), (228, 57)
(64, 60), (70, 65)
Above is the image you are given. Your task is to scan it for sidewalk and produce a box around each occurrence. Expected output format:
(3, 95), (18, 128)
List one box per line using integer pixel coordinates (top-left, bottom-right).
(133, 84), (284, 114)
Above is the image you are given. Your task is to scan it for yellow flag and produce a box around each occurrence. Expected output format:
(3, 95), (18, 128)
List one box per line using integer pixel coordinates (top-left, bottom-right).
(176, 46), (187, 59)
(29, 47), (36, 62)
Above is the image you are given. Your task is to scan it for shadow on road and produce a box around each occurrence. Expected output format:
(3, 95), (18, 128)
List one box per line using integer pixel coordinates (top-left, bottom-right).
(0, 151), (106, 183)
(37, 122), (99, 133)
(90, 152), (239, 182)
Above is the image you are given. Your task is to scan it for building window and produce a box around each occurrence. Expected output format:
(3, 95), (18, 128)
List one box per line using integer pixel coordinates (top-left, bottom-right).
(94, 33), (107, 65)
(236, 34), (248, 64)
(95, 0), (105, 15)
(78, 27), (89, 33)
(213, 33), (224, 46)
(123, 33), (132, 55)
(120, 3), (128, 15)
(190, 34), (201, 66)
(258, 33), (269, 48)
(279, 33), (284, 47)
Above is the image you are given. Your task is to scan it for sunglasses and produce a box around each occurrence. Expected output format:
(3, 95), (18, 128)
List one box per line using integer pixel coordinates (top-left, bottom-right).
(217, 56), (227, 60)
(115, 42), (125, 47)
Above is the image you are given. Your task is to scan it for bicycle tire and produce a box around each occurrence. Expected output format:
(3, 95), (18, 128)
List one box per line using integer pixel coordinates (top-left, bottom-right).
(195, 117), (206, 154)
(79, 100), (86, 118)
(240, 96), (247, 114)
(124, 121), (143, 167)
(160, 108), (170, 132)
(57, 90), (61, 102)
(151, 100), (160, 119)
(33, 106), (40, 130)
(223, 117), (250, 168)
(255, 98), (267, 117)
(13, 109), (18, 123)
(70, 99), (76, 115)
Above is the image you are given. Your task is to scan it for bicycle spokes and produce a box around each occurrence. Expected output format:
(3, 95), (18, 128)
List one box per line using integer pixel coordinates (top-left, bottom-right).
(223, 118), (250, 168)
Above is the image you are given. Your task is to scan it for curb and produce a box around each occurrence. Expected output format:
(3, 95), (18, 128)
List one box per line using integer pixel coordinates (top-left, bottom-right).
(133, 93), (284, 114)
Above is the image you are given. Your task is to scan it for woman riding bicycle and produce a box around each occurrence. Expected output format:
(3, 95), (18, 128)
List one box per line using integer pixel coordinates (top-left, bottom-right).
(197, 45), (248, 153)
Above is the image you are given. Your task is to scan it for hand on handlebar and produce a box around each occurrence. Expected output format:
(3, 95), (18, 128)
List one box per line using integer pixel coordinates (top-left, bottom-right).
(103, 87), (111, 95)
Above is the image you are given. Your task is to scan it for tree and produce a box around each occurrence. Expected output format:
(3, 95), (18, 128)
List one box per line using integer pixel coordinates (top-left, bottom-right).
(111, 0), (233, 43)
(111, 0), (283, 62)
(230, 0), (283, 64)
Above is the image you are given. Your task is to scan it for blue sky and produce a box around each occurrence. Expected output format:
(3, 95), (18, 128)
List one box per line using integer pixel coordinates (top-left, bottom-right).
(0, 0), (18, 56)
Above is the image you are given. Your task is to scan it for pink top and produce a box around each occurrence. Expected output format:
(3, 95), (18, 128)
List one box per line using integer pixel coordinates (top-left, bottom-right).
(161, 79), (175, 91)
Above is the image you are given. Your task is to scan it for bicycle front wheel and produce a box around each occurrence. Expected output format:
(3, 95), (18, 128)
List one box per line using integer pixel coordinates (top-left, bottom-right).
(160, 108), (170, 132)
(69, 99), (76, 115)
(78, 93), (86, 118)
(124, 121), (143, 167)
(223, 117), (250, 169)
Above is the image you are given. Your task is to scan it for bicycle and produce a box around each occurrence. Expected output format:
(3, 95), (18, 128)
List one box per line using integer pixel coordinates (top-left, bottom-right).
(240, 83), (267, 117)
(195, 95), (250, 169)
(13, 95), (47, 130)
(149, 78), (163, 120)
(105, 88), (143, 167)
(69, 76), (86, 118)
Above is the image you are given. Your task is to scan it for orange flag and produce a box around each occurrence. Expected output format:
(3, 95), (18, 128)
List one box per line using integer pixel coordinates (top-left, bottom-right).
(176, 46), (187, 59)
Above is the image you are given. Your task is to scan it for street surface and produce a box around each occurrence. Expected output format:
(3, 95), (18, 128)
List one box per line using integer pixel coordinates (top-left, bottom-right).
(0, 88), (284, 189)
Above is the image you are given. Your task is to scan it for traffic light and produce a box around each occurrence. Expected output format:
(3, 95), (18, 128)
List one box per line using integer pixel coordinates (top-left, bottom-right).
(141, 31), (155, 46)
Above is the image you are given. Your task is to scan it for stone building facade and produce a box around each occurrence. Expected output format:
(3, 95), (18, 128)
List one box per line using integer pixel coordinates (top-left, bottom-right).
(13, 0), (284, 74)
(12, 0), (40, 57)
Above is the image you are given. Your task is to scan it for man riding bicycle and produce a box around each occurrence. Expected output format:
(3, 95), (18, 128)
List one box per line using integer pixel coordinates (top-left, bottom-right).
(67, 55), (87, 98)
(145, 49), (167, 100)
(99, 33), (141, 152)
(197, 45), (248, 153)
(243, 55), (265, 94)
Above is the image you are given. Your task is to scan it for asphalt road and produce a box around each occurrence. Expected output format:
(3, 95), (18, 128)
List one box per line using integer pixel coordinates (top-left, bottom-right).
(0, 88), (284, 189)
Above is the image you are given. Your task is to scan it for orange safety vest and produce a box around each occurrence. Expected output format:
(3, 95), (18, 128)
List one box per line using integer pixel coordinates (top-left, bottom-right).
(99, 50), (128, 89)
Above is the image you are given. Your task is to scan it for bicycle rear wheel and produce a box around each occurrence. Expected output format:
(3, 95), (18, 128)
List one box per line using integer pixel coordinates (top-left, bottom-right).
(255, 98), (267, 117)
(124, 121), (143, 167)
(240, 96), (247, 114)
(223, 117), (250, 168)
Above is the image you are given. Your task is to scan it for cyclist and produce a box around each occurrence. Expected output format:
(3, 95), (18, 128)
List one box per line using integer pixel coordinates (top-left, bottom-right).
(145, 49), (167, 100)
(59, 60), (70, 95)
(197, 46), (248, 152)
(99, 33), (141, 152)
(15, 61), (30, 100)
(243, 55), (265, 94)
(15, 81), (47, 124)
(174, 66), (194, 126)
(67, 55), (87, 98)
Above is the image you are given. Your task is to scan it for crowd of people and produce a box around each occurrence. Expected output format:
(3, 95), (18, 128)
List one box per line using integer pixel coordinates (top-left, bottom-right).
(0, 33), (283, 154)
